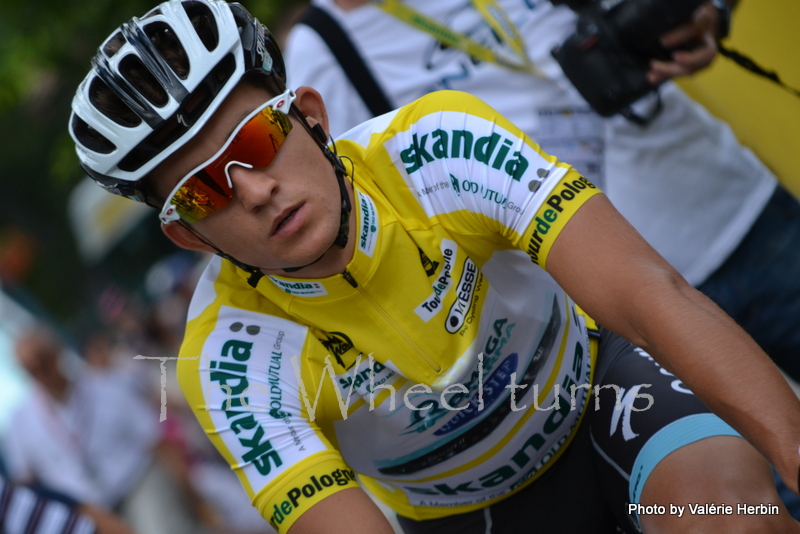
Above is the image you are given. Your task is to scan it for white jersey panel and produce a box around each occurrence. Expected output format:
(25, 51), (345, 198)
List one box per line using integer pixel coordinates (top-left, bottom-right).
(199, 306), (329, 492)
(381, 110), (568, 235)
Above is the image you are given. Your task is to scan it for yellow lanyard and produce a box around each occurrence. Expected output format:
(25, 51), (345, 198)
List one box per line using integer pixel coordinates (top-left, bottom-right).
(372, 0), (546, 78)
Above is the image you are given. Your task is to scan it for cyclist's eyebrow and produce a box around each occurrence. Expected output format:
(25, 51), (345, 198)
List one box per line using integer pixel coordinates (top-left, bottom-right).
(224, 108), (255, 141)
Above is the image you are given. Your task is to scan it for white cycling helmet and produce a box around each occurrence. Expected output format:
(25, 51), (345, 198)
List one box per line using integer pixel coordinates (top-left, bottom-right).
(69, 0), (286, 202)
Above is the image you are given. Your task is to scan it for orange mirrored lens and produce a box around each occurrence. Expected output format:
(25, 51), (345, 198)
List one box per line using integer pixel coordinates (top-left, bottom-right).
(172, 105), (292, 224)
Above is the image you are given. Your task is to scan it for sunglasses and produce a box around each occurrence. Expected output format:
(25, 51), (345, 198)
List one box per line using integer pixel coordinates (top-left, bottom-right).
(159, 89), (296, 224)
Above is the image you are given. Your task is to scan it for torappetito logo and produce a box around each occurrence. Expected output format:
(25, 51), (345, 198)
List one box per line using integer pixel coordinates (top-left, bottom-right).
(418, 248), (440, 277)
(415, 240), (456, 321)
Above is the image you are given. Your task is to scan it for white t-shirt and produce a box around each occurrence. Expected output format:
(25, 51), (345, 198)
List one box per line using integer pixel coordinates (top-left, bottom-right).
(285, 0), (776, 285)
(1, 369), (159, 507)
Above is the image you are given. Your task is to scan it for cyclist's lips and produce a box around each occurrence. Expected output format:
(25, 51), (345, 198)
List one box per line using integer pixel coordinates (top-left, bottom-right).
(271, 203), (304, 238)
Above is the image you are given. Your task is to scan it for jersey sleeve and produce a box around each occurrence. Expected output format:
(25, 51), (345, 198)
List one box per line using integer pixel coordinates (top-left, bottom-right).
(178, 292), (360, 533)
(378, 90), (602, 269)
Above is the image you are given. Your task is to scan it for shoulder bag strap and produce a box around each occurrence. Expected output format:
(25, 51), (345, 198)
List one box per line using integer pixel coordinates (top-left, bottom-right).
(298, 5), (395, 116)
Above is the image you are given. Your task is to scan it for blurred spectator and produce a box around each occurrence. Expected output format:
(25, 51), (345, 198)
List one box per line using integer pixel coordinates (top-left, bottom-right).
(143, 251), (208, 358)
(0, 471), (135, 534)
(1, 472), (98, 534)
(1, 323), (209, 534)
(0, 226), (36, 287)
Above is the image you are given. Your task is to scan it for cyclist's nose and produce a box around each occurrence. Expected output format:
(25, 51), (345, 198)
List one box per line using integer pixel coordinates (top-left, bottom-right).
(225, 160), (277, 213)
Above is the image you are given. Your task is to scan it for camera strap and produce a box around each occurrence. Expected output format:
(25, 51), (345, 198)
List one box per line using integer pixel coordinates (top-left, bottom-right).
(717, 43), (800, 99)
(619, 94), (663, 127)
(371, 0), (547, 78)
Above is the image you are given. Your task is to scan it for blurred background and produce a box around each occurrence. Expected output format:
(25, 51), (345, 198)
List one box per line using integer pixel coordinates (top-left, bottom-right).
(0, 0), (797, 532)
(0, 1), (307, 532)
(0, 0), (307, 419)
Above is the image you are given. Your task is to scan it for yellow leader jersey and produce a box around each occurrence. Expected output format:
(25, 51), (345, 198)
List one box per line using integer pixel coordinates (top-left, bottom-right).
(178, 91), (601, 532)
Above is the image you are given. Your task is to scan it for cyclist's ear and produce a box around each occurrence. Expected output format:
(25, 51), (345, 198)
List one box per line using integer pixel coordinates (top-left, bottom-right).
(161, 222), (216, 253)
(294, 86), (330, 138)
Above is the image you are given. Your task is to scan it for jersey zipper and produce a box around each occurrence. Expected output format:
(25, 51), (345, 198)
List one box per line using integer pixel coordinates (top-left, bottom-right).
(341, 268), (441, 373)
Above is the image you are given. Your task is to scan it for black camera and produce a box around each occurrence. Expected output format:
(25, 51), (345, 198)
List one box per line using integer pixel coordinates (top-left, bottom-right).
(551, 0), (706, 119)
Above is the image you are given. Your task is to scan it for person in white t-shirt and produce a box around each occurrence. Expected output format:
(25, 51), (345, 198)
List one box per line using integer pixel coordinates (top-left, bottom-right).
(1, 325), (208, 534)
(0, 471), (135, 534)
(283, 0), (800, 384)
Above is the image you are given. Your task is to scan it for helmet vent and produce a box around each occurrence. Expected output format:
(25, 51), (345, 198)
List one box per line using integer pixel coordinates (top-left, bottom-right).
(117, 53), (235, 173)
(119, 54), (170, 107)
(182, 1), (219, 52)
(102, 32), (126, 59)
(72, 114), (116, 154)
(89, 77), (141, 127)
(144, 21), (190, 79)
(141, 7), (163, 19)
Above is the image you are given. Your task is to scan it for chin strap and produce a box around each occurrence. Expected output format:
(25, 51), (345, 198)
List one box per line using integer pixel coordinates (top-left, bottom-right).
(328, 143), (352, 249)
(280, 149), (350, 273)
(176, 221), (266, 287)
(281, 118), (352, 272)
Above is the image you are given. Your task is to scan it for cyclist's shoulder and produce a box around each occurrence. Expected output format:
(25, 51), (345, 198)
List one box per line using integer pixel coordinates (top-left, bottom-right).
(181, 257), (306, 347)
(337, 91), (508, 146)
(397, 90), (504, 124)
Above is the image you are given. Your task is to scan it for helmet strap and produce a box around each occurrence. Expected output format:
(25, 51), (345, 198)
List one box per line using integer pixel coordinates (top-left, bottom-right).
(176, 221), (265, 287)
(286, 106), (352, 257)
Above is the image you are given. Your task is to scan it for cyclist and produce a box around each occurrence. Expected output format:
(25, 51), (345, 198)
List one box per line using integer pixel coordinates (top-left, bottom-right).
(69, 1), (800, 532)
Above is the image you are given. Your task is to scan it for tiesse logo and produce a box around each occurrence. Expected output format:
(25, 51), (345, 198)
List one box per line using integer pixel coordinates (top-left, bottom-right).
(401, 129), (529, 181)
(445, 258), (478, 334)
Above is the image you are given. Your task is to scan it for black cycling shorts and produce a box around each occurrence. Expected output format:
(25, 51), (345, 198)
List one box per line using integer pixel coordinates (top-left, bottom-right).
(396, 328), (740, 534)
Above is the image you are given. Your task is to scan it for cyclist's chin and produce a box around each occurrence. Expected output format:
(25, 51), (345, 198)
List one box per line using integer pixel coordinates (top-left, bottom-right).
(230, 213), (341, 274)
(258, 237), (338, 274)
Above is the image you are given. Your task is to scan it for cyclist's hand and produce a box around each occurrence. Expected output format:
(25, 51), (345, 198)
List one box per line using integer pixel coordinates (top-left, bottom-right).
(647, 2), (721, 85)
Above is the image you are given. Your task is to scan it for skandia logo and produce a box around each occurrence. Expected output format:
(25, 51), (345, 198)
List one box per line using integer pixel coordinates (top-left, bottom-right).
(357, 191), (378, 257)
(401, 130), (529, 181)
(445, 258), (478, 334)
(268, 277), (328, 297)
(208, 336), (283, 477)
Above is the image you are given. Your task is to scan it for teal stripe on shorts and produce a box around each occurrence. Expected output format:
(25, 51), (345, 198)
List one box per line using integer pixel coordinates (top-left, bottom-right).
(629, 413), (740, 504)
